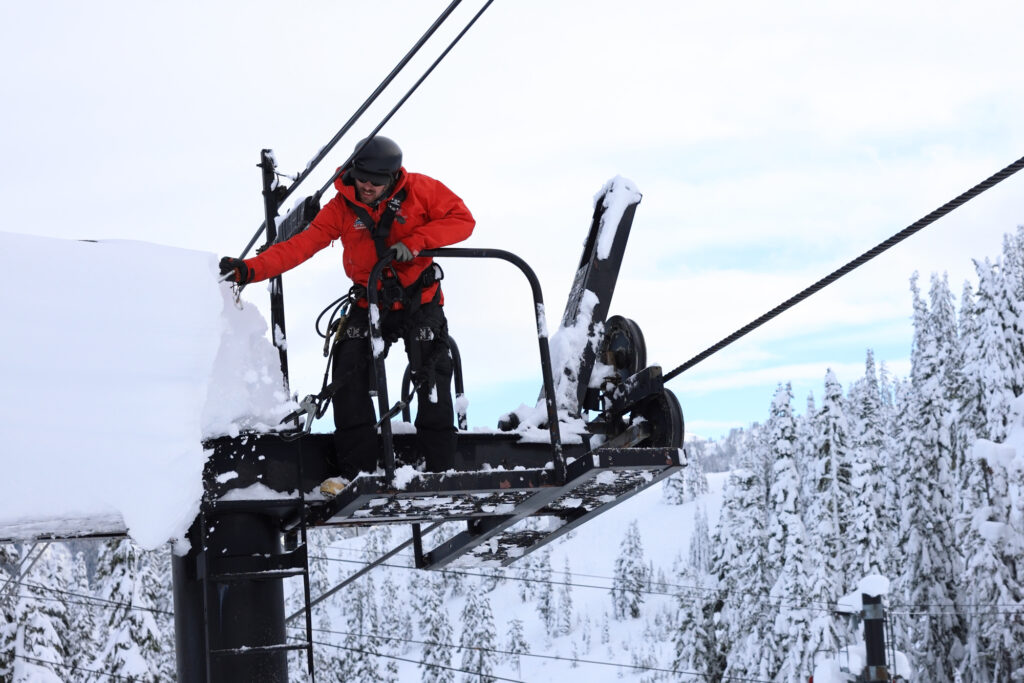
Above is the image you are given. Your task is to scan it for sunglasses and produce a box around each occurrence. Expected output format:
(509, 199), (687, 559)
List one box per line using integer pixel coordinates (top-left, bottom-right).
(353, 173), (388, 187)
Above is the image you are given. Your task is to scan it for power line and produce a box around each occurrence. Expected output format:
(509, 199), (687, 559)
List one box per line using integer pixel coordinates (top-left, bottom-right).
(287, 625), (776, 683)
(289, 634), (527, 683)
(310, 552), (842, 613)
(7, 577), (174, 616)
(14, 653), (143, 681)
(11, 554), (1022, 621)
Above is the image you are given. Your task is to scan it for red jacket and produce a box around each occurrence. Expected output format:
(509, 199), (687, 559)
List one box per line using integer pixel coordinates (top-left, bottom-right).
(245, 167), (474, 306)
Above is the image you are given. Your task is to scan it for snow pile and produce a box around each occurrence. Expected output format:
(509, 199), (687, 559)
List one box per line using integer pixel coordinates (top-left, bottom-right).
(0, 232), (292, 550)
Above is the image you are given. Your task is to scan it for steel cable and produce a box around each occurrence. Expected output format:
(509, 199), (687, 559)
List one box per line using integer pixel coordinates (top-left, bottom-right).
(663, 154), (1024, 382)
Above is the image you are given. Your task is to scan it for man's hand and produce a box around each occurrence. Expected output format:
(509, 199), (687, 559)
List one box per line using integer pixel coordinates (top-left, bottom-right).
(219, 256), (254, 284)
(390, 242), (415, 262)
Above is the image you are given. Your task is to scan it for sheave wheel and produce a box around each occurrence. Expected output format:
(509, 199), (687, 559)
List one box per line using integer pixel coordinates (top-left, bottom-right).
(601, 315), (647, 380)
(633, 388), (685, 448)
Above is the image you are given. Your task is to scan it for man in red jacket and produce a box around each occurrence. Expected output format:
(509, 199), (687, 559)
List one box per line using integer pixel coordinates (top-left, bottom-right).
(220, 137), (475, 494)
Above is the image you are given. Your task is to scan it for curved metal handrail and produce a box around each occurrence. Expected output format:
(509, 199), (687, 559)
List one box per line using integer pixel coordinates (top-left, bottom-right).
(366, 247), (565, 485)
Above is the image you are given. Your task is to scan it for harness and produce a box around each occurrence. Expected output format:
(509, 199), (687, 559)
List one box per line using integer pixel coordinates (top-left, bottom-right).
(343, 188), (443, 319)
(342, 187), (449, 410)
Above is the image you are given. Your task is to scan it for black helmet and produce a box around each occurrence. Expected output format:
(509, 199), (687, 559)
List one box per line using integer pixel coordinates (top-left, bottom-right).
(350, 136), (402, 184)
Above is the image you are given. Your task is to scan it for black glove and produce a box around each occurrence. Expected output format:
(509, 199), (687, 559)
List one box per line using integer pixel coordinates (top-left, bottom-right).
(219, 256), (254, 284)
(390, 241), (414, 262)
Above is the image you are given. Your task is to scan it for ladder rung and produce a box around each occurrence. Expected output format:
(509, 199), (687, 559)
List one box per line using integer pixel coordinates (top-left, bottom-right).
(210, 567), (308, 583)
(200, 545), (308, 580)
(210, 642), (311, 657)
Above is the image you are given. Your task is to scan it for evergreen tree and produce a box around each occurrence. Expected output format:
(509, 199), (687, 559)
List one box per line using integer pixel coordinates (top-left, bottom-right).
(796, 391), (819, 506)
(763, 382), (816, 682)
(13, 543), (71, 683)
(611, 521), (648, 620)
(557, 557), (574, 636)
(0, 544), (18, 681)
(458, 588), (497, 683)
(306, 531), (344, 680)
(687, 506), (711, 576)
(136, 546), (175, 680)
(419, 574), (455, 683)
(66, 549), (97, 678)
(534, 549), (556, 634)
(892, 274), (964, 681)
(514, 552), (536, 603)
(91, 539), (163, 681)
(846, 352), (891, 577)
(663, 440), (710, 504)
(504, 618), (528, 679)
(798, 370), (853, 673)
(718, 465), (777, 682)
(380, 571), (412, 656)
(956, 445), (1023, 682)
(671, 541), (719, 683)
(339, 572), (383, 683)
(962, 259), (1022, 442)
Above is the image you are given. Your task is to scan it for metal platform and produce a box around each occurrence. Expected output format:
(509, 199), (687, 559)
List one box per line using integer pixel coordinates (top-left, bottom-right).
(203, 430), (683, 568)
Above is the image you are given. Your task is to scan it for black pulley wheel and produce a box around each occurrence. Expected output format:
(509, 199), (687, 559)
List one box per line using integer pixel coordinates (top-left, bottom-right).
(602, 315), (647, 379)
(633, 388), (685, 448)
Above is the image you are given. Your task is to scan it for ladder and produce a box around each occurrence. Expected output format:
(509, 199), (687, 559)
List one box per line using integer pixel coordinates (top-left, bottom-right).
(195, 449), (317, 682)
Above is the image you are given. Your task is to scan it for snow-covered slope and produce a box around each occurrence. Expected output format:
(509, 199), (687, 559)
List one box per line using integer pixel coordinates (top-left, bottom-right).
(298, 472), (728, 682)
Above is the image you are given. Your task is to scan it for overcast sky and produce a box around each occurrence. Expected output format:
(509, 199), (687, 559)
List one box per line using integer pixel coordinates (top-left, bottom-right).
(3, 0), (1024, 439)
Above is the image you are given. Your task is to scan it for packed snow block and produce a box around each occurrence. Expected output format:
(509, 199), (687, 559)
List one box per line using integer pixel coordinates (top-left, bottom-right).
(0, 231), (291, 550)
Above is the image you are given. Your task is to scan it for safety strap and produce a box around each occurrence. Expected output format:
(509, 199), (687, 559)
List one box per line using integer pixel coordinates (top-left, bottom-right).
(344, 188), (408, 260)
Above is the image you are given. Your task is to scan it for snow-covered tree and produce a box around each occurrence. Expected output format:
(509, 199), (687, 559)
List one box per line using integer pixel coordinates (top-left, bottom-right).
(305, 531), (344, 679)
(890, 274), (965, 681)
(66, 549), (97, 677)
(797, 370), (854, 672)
(687, 506), (711, 576)
(557, 557), (574, 636)
(611, 521), (648, 620)
(956, 442), (1023, 682)
(718, 465), (777, 682)
(0, 544), (18, 681)
(534, 549), (556, 634)
(663, 439), (709, 504)
(961, 259), (1022, 443)
(13, 543), (72, 683)
(338, 571), (383, 683)
(458, 587), (497, 683)
(671, 548), (719, 683)
(91, 538), (164, 681)
(846, 352), (891, 577)
(764, 382), (816, 682)
(419, 574), (455, 683)
(504, 618), (528, 679)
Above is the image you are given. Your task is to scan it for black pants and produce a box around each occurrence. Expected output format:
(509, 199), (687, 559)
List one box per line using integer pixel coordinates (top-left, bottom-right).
(331, 301), (456, 479)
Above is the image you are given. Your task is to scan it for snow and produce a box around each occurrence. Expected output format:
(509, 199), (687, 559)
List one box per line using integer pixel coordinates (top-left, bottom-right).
(0, 231), (293, 551)
(836, 574), (891, 613)
(593, 176), (641, 261)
